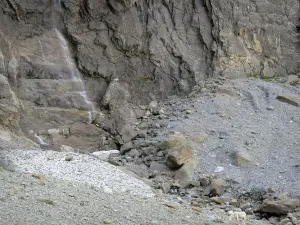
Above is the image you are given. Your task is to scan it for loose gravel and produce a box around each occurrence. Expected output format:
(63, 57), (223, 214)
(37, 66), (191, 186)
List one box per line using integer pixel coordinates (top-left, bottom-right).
(0, 149), (154, 198)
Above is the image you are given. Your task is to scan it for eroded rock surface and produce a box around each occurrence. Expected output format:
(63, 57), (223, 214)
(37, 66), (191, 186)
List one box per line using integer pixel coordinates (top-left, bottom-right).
(0, 0), (299, 150)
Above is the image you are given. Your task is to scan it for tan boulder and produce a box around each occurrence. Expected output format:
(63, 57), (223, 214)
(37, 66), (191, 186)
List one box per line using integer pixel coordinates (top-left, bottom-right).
(166, 145), (193, 169)
(209, 178), (227, 197)
(160, 132), (186, 150)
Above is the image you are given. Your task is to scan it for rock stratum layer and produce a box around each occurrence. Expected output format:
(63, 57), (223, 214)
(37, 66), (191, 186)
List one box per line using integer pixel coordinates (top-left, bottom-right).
(0, 0), (299, 150)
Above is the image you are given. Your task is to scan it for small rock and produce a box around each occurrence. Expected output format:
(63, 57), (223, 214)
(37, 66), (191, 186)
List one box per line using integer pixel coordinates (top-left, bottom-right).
(210, 196), (230, 204)
(109, 150), (120, 155)
(245, 208), (254, 215)
(280, 218), (291, 225)
(126, 164), (149, 178)
(119, 125), (137, 143)
(92, 151), (111, 161)
(209, 179), (227, 197)
(199, 176), (210, 187)
(214, 166), (225, 173)
(137, 131), (147, 138)
(240, 202), (251, 211)
(276, 94), (300, 107)
(126, 149), (140, 158)
(124, 156), (133, 162)
(152, 175), (165, 184)
(230, 199), (239, 207)
(174, 159), (196, 187)
(261, 199), (300, 215)
(144, 110), (151, 117)
(65, 155), (73, 161)
(60, 145), (75, 152)
(185, 109), (192, 114)
(157, 151), (164, 157)
(166, 145), (193, 169)
(162, 202), (180, 209)
(287, 75), (299, 85)
(218, 131), (229, 139)
(232, 150), (252, 166)
(188, 180), (200, 188)
(141, 146), (157, 156)
(161, 182), (171, 194)
(217, 85), (237, 96)
(103, 219), (113, 224)
(287, 213), (298, 224)
(120, 142), (133, 154)
(149, 100), (159, 114)
(149, 161), (167, 173)
(108, 157), (123, 166)
(191, 133), (208, 143)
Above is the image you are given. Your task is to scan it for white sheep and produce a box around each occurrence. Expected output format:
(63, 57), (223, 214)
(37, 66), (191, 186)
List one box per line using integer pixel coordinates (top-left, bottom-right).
(228, 211), (246, 225)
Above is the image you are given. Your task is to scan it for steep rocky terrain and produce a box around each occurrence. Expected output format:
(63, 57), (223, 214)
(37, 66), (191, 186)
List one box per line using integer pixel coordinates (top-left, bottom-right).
(0, 0), (300, 150)
(1, 1), (300, 224)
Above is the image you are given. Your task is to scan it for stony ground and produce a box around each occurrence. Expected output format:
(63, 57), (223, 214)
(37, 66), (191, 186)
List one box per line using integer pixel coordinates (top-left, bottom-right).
(147, 78), (300, 198)
(2, 77), (300, 224)
(0, 169), (271, 225)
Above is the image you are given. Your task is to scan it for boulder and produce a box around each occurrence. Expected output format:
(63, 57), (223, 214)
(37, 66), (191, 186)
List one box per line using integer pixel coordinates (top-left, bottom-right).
(92, 151), (111, 161)
(126, 164), (149, 178)
(174, 159), (196, 187)
(261, 199), (300, 215)
(149, 161), (167, 173)
(141, 146), (157, 156)
(119, 124), (137, 143)
(160, 133), (186, 150)
(232, 150), (252, 166)
(287, 75), (299, 85)
(60, 145), (75, 152)
(209, 179), (227, 197)
(126, 149), (140, 158)
(191, 133), (208, 143)
(210, 196), (231, 204)
(276, 94), (300, 107)
(120, 142), (133, 154)
(149, 101), (159, 114)
(166, 145), (193, 169)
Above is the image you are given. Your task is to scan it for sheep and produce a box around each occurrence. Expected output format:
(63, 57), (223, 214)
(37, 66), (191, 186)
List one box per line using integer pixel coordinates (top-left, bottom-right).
(228, 211), (246, 225)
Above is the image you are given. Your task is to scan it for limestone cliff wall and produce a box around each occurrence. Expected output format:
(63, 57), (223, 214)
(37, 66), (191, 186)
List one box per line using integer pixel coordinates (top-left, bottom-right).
(0, 0), (299, 150)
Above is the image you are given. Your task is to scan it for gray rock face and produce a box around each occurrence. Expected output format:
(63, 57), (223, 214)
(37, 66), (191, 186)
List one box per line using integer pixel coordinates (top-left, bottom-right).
(0, 0), (299, 149)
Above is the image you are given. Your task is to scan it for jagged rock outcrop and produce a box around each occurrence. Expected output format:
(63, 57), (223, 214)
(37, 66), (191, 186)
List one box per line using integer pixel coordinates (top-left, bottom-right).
(0, 0), (299, 150)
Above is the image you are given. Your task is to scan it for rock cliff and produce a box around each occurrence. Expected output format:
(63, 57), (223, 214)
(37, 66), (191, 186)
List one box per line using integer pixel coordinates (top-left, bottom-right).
(0, 0), (299, 150)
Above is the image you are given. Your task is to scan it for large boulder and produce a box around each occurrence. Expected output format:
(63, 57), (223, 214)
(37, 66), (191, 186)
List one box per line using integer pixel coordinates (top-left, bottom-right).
(166, 145), (193, 169)
(261, 199), (300, 215)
